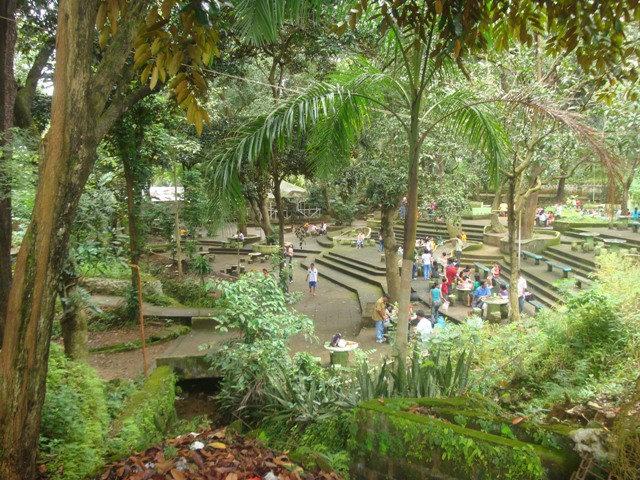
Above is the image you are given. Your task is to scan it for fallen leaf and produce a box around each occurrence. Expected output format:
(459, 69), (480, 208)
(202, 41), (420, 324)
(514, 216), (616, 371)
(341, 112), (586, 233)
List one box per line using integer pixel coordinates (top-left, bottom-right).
(170, 469), (186, 480)
(225, 473), (238, 480)
(511, 416), (526, 425)
(209, 442), (227, 449)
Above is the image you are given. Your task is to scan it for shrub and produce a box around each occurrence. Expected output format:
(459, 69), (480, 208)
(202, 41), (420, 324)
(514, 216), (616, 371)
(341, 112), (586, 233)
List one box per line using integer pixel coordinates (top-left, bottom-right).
(39, 345), (110, 480)
(107, 366), (177, 459)
(162, 277), (220, 308)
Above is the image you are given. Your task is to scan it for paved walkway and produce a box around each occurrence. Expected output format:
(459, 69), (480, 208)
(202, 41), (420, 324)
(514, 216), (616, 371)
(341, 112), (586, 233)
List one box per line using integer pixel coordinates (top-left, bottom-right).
(92, 295), (217, 318)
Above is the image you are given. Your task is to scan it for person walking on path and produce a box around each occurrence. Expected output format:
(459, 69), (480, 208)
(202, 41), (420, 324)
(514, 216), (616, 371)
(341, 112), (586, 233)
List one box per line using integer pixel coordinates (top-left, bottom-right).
(356, 232), (365, 249)
(307, 263), (319, 296)
(430, 281), (442, 321)
(421, 249), (432, 280)
(373, 294), (389, 343)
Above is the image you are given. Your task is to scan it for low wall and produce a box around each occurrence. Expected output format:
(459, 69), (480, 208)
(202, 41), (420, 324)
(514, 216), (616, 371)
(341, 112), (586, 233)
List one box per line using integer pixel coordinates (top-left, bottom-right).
(350, 397), (578, 480)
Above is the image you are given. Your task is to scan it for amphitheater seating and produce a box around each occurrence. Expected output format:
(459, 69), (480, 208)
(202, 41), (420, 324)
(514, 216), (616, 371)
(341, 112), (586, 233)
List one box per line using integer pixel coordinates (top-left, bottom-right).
(544, 259), (572, 278)
(521, 250), (544, 265)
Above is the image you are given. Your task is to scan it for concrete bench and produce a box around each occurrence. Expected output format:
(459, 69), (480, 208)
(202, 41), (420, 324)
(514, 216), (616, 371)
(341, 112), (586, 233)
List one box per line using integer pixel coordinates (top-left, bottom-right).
(247, 252), (262, 264)
(521, 250), (544, 265)
(544, 259), (571, 278)
(473, 262), (490, 277)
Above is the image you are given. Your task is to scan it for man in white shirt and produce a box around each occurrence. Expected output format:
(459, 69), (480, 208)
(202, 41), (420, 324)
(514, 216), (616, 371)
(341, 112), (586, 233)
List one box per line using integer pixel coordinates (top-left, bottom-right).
(517, 276), (528, 313)
(421, 250), (432, 280)
(307, 263), (319, 296)
(414, 310), (433, 342)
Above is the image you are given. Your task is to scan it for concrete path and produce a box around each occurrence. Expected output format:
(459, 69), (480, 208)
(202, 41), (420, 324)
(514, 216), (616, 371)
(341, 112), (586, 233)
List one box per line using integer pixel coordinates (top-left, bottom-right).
(92, 295), (217, 319)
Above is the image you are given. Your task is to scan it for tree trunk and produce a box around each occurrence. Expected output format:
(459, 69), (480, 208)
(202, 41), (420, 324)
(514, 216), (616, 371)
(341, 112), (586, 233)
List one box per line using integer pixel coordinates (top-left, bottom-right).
(57, 268), (89, 361)
(380, 206), (400, 302)
(520, 190), (539, 239)
(124, 156), (142, 319)
(445, 219), (461, 239)
(507, 174), (521, 322)
(13, 40), (54, 129)
(555, 175), (567, 203)
(0, 1), (149, 476)
(322, 184), (333, 217)
(173, 166), (183, 277)
(60, 305), (89, 361)
(272, 173), (285, 248)
(257, 193), (274, 237)
(489, 183), (507, 233)
(397, 98), (422, 359)
(620, 175), (633, 216)
(0, 3), (102, 477)
(237, 198), (248, 236)
(0, 0), (17, 337)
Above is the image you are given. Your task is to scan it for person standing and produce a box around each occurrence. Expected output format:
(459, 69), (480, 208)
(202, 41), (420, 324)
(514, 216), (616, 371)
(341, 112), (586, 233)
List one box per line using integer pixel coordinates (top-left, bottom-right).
(377, 231), (384, 252)
(372, 294), (389, 343)
(445, 259), (458, 289)
(356, 232), (365, 249)
(454, 235), (464, 263)
(421, 249), (432, 280)
(517, 275), (528, 313)
(430, 281), (442, 321)
(307, 263), (319, 296)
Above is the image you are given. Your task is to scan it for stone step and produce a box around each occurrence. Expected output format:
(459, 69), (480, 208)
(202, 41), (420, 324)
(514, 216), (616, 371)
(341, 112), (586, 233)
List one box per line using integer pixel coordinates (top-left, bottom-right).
(543, 249), (596, 279)
(546, 246), (597, 270)
(498, 264), (563, 309)
(313, 256), (387, 290)
(327, 251), (387, 272)
(299, 260), (383, 325)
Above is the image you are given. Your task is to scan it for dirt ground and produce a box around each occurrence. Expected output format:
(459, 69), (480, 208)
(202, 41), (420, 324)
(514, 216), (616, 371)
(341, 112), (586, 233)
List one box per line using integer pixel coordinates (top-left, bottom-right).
(86, 323), (174, 381)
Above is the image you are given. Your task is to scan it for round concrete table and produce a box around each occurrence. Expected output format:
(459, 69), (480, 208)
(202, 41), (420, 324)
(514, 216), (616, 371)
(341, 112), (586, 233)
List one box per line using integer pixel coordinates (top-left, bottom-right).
(324, 341), (359, 367)
(456, 286), (472, 304)
(483, 296), (509, 322)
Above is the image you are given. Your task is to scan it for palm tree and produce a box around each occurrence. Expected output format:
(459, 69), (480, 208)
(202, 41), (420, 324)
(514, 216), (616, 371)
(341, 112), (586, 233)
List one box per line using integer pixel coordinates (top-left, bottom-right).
(216, 0), (620, 353)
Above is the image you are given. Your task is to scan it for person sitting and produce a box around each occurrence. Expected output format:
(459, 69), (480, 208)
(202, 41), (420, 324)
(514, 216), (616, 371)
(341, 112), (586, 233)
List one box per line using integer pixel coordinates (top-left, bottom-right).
(458, 275), (474, 306)
(499, 283), (509, 299)
(491, 263), (501, 279)
(318, 222), (328, 235)
(308, 223), (318, 235)
(472, 280), (493, 317)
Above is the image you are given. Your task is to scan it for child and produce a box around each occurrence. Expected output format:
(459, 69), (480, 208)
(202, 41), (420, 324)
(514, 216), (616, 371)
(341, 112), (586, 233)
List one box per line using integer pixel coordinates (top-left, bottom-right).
(306, 263), (319, 296)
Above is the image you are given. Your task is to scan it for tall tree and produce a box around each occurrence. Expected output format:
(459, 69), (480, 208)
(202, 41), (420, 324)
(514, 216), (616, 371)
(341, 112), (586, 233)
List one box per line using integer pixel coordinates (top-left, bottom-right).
(0, 0), (17, 335)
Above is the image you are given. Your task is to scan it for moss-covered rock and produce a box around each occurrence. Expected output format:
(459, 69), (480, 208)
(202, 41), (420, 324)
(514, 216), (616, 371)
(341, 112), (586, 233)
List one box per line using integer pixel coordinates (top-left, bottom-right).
(349, 397), (579, 480)
(107, 366), (177, 459)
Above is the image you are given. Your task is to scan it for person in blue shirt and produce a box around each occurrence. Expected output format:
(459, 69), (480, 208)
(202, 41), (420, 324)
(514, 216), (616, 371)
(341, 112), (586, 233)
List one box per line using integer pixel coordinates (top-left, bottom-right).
(472, 281), (492, 316)
(430, 281), (442, 320)
(632, 207), (639, 221)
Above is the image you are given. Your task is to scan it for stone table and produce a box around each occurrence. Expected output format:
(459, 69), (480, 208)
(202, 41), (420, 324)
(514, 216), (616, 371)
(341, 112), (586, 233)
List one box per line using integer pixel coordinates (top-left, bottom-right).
(483, 296), (509, 322)
(324, 340), (359, 366)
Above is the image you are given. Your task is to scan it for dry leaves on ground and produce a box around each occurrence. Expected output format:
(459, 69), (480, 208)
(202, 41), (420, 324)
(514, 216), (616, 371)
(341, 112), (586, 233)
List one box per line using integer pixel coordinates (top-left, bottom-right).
(99, 428), (342, 480)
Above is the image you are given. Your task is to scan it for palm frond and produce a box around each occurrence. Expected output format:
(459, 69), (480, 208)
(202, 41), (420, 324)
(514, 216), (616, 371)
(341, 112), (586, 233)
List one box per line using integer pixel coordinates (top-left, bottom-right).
(232, 0), (320, 45)
(209, 74), (399, 197)
(424, 89), (509, 186)
(506, 94), (619, 179)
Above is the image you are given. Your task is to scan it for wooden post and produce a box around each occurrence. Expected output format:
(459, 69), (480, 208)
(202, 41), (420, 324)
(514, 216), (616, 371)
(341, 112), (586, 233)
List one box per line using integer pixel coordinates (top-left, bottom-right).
(173, 165), (183, 277)
(130, 263), (148, 377)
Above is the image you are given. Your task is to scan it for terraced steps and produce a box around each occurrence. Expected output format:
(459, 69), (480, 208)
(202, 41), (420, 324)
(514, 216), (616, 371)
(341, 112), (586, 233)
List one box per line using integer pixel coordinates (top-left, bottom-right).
(393, 226), (485, 242)
(327, 251), (387, 273)
(543, 247), (596, 279)
(497, 264), (559, 309)
(299, 259), (383, 325)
